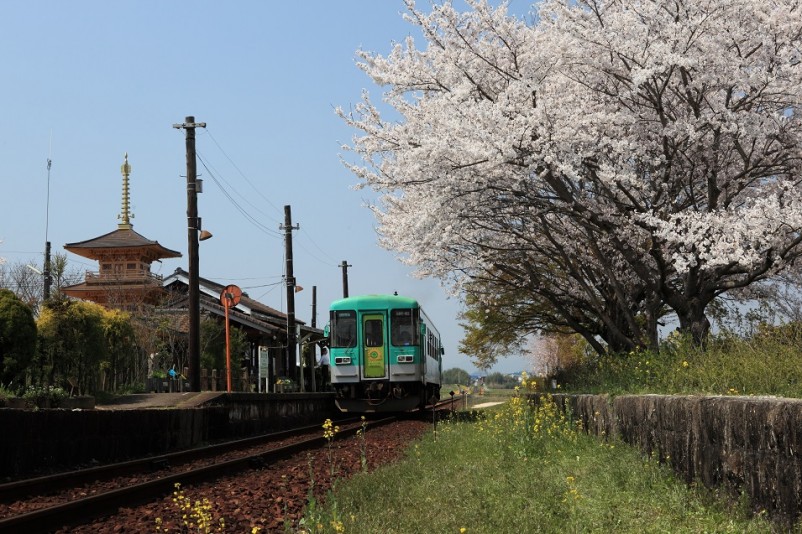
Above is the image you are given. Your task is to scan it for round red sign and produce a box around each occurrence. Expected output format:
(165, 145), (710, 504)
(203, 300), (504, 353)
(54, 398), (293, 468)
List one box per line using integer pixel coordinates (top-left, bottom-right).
(220, 284), (242, 308)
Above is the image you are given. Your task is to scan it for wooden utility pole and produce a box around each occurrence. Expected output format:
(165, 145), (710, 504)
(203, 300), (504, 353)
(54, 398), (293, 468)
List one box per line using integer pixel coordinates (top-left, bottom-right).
(340, 260), (351, 298)
(173, 116), (206, 392)
(282, 205), (300, 381)
(308, 285), (318, 392)
(311, 285), (317, 328)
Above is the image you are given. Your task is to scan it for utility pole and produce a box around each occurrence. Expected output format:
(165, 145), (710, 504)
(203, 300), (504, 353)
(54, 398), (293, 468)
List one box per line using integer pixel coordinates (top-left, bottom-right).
(281, 205), (300, 381)
(173, 116), (206, 392)
(340, 260), (351, 298)
(43, 154), (52, 301)
(310, 284), (318, 392)
(43, 240), (52, 301)
(311, 285), (317, 329)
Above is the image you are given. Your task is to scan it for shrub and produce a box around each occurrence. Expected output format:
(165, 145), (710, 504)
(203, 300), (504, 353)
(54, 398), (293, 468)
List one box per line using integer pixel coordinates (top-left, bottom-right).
(21, 385), (67, 408)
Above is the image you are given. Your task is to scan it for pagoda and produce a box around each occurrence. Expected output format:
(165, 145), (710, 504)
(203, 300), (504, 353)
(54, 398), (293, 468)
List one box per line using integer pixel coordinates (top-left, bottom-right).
(62, 154), (182, 308)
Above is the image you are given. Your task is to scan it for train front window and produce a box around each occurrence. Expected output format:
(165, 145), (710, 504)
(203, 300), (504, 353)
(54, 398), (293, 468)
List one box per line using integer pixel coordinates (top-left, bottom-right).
(364, 319), (383, 347)
(391, 309), (417, 346)
(330, 310), (356, 348)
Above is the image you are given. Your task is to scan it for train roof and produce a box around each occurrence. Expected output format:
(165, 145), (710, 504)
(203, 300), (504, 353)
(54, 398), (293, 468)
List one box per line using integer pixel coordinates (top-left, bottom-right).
(329, 294), (419, 310)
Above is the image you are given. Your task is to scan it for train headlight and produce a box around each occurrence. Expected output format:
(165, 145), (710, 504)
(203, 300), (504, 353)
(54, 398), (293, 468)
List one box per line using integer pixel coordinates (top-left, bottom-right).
(334, 356), (351, 365)
(397, 355), (414, 363)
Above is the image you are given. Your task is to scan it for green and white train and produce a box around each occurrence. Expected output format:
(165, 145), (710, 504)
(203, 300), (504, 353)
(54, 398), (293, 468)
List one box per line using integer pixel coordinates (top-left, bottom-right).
(326, 294), (443, 412)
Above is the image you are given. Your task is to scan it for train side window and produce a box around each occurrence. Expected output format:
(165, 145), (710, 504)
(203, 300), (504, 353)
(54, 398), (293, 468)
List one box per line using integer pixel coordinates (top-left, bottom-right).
(391, 309), (417, 346)
(330, 310), (356, 348)
(364, 319), (383, 347)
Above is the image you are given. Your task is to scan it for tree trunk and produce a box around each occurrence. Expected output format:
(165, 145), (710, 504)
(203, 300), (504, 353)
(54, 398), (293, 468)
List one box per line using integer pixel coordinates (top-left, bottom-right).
(677, 301), (711, 345)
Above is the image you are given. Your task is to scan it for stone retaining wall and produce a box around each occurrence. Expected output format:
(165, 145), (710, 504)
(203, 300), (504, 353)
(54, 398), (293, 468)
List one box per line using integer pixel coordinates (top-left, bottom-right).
(544, 393), (802, 526)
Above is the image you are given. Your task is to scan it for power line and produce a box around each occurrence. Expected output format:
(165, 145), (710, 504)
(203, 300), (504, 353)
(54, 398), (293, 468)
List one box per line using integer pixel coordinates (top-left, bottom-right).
(196, 153), (282, 238)
(240, 280), (285, 291)
(196, 148), (282, 227)
(198, 130), (342, 270)
(208, 275), (284, 282)
(205, 129), (284, 219)
(255, 281), (284, 302)
(302, 227), (337, 265)
(297, 228), (339, 267)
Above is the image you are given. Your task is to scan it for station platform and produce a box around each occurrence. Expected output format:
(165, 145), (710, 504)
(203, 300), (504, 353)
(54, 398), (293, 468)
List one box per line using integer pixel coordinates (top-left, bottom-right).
(95, 391), (228, 410)
(472, 401), (505, 409)
(3, 391), (338, 477)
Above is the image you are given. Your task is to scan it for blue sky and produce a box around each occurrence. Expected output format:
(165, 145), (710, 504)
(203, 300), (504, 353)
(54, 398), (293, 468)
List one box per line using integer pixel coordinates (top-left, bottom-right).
(0, 1), (534, 375)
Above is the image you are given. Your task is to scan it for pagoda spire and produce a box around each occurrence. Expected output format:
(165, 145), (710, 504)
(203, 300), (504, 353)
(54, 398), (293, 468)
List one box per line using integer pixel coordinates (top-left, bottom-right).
(118, 152), (134, 229)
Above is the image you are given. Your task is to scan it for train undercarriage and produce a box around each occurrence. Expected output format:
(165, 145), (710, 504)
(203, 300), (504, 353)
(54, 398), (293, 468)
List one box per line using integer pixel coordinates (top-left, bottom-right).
(333, 380), (440, 412)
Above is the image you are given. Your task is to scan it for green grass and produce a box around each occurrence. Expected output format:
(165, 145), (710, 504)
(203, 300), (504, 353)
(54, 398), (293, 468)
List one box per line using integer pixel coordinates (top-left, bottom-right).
(558, 330), (802, 398)
(300, 395), (774, 533)
(296, 330), (802, 532)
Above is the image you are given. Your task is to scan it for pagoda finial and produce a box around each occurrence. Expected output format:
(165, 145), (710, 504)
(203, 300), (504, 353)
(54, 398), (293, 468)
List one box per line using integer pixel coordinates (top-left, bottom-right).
(118, 152), (134, 229)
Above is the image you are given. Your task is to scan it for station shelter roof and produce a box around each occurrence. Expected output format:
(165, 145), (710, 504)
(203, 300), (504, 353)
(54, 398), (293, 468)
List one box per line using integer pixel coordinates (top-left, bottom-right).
(162, 268), (324, 343)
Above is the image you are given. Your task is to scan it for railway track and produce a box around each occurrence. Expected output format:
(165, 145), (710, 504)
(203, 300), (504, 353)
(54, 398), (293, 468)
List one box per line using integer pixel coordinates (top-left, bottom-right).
(0, 418), (358, 502)
(0, 397), (464, 532)
(0, 416), (390, 533)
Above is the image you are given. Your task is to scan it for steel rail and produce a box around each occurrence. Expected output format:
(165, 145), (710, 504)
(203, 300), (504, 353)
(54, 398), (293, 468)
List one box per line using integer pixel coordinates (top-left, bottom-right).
(0, 417), (358, 502)
(0, 416), (395, 533)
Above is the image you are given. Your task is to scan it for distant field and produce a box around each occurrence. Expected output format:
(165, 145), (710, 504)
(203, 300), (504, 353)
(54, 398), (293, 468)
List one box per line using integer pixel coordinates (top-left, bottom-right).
(440, 383), (515, 408)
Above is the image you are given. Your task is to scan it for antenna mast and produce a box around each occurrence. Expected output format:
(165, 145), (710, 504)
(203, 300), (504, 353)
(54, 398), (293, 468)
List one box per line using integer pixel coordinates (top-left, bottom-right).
(43, 133), (52, 301)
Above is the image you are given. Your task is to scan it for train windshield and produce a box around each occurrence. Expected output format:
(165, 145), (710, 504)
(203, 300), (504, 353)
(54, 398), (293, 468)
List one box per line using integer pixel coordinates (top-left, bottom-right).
(364, 319), (384, 347)
(330, 310), (357, 348)
(391, 308), (418, 346)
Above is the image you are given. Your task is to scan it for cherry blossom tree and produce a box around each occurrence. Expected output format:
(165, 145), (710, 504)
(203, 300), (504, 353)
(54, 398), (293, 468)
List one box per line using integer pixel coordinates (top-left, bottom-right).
(527, 333), (584, 378)
(340, 0), (802, 352)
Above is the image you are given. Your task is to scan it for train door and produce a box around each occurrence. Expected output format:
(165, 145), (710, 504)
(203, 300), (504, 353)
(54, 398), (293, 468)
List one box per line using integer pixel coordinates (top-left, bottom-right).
(362, 313), (387, 379)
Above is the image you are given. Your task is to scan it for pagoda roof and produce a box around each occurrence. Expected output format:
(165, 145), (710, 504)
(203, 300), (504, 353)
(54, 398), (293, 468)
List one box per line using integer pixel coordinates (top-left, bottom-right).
(65, 228), (182, 262)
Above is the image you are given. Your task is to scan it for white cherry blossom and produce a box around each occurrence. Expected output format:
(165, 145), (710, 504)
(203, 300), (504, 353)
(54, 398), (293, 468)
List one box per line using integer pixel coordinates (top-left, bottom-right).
(339, 0), (802, 349)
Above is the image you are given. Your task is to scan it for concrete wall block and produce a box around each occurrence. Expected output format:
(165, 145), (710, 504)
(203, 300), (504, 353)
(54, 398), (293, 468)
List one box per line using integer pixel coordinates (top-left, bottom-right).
(546, 393), (802, 526)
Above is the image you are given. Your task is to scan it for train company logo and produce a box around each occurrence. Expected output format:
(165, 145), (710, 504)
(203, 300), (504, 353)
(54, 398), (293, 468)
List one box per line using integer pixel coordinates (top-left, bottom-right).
(364, 347), (385, 378)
